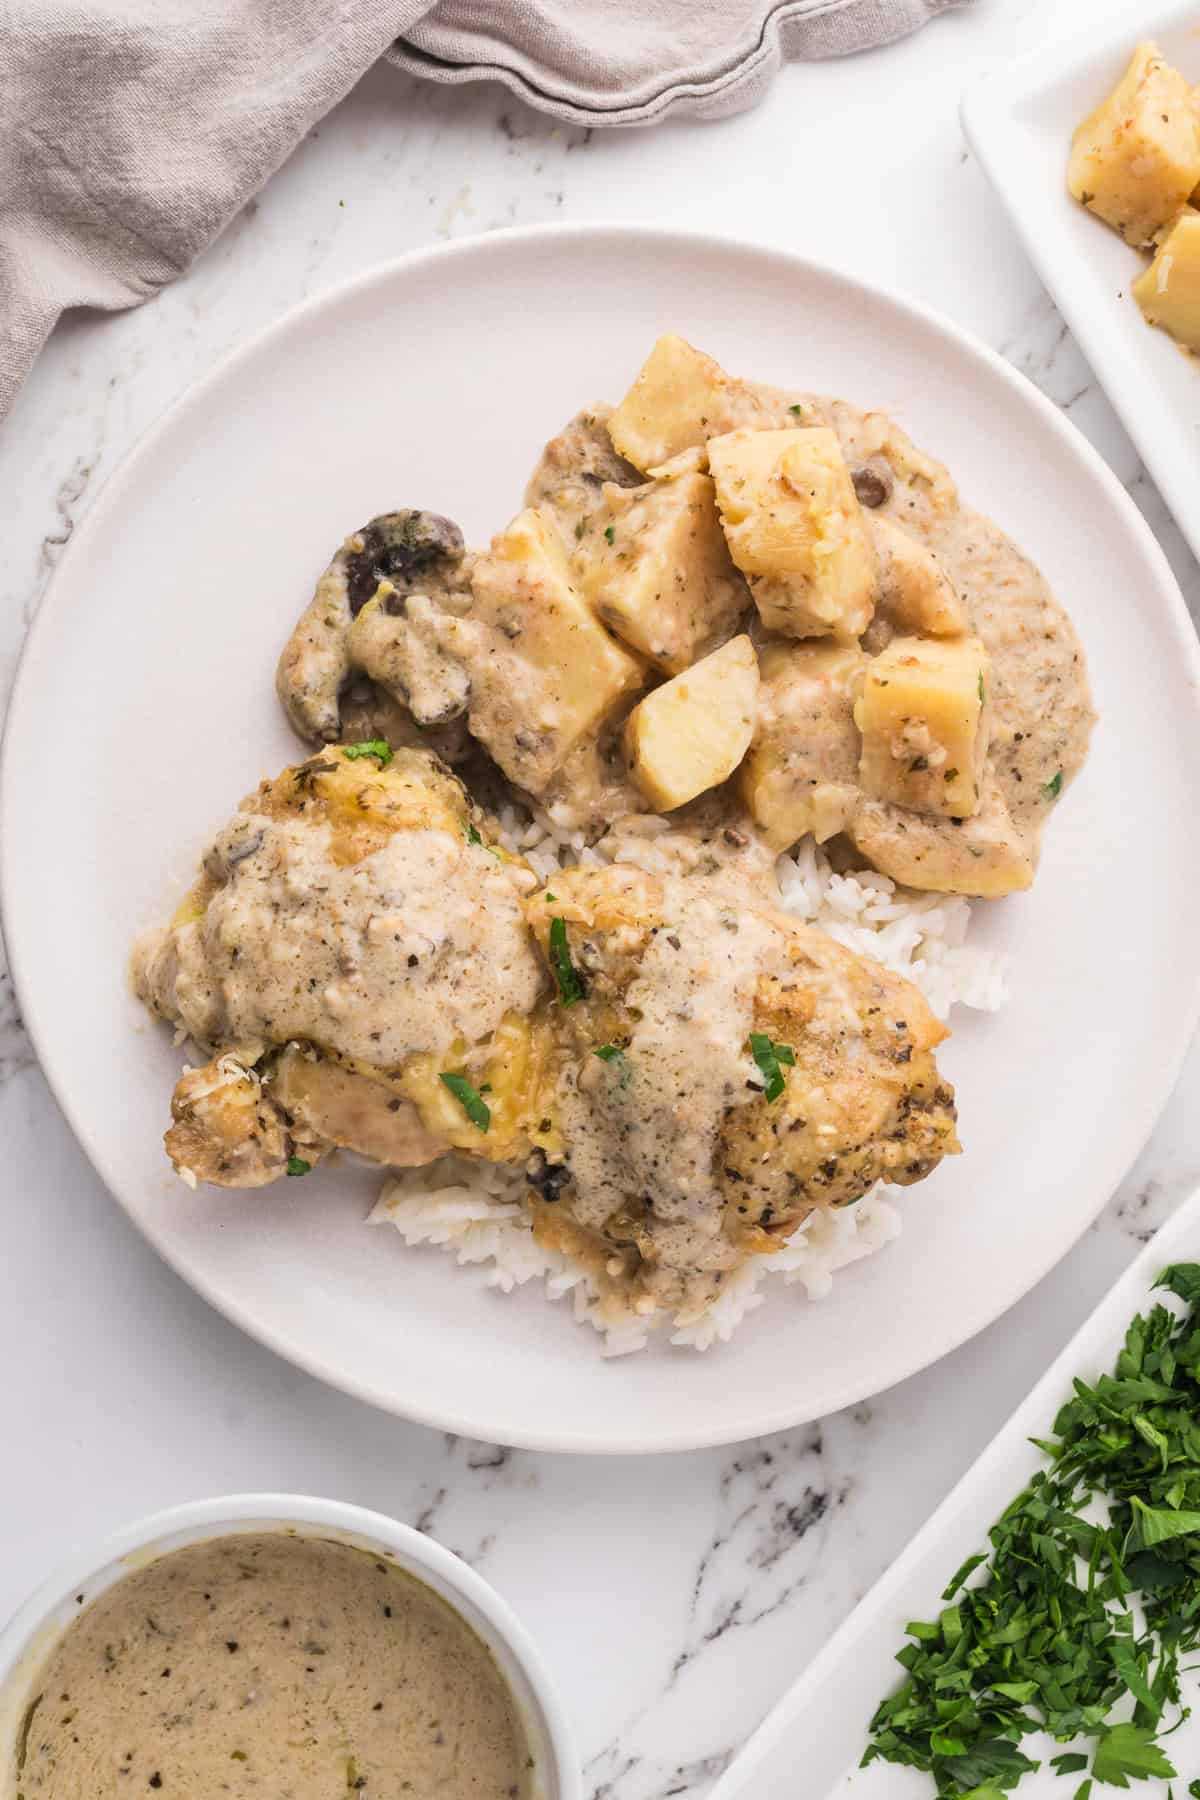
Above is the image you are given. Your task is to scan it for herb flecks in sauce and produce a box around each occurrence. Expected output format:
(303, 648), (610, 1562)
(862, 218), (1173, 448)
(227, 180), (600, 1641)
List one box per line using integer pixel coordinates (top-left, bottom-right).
(12, 1533), (530, 1799)
(748, 1033), (795, 1103)
(285, 1156), (312, 1177)
(340, 739), (394, 766)
(438, 1071), (491, 1133)
(549, 915), (587, 1008)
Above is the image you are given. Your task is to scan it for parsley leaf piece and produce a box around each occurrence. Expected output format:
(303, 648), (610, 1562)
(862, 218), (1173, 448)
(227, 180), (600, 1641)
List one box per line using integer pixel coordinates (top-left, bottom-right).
(549, 915), (587, 1008)
(1051, 1752), (1090, 1774)
(1042, 769), (1064, 801)
(341, 739), (393, 766)
(788, 402), (804, 415)
(1129, 1495), (1200, 1548)
(748, 1032), (795, 1102)
(604, 524), (616, 545)
(286, 1157), (311, 1178)
(594, 1043), (632, 1088)
(1092, 1722), (1176, 1786)
(465, 822), (501, 859)
(978, 670), (986, 704)
(438, 1072), (490, 1132)
(941, 1551), (988, 1598)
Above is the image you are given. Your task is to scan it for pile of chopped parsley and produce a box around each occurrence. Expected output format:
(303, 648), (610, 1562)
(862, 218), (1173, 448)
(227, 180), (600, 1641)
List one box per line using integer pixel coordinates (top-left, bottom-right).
(864, 1265), (1200, 1796)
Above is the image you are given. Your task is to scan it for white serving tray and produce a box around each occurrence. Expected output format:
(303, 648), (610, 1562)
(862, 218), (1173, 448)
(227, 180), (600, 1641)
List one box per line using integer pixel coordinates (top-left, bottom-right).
(962, 2), (1200, 570)
(711, 1185), (1200, 1799)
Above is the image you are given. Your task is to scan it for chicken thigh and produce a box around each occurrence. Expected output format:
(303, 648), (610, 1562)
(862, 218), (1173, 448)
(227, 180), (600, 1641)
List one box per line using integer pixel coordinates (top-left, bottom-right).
(132, 745), (553, 1188)
(522, 863), (958, 1319)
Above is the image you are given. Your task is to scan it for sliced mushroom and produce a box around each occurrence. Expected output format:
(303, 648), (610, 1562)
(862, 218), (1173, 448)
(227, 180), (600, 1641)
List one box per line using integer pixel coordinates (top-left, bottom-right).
(275, 510), (469, 745)
(348, 588), (470, 728)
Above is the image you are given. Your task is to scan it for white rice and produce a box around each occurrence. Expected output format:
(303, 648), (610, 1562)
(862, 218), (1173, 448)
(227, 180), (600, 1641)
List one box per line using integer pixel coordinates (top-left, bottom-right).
(370, 1161), (902, 1357)
(371, 818), (1008, 1353)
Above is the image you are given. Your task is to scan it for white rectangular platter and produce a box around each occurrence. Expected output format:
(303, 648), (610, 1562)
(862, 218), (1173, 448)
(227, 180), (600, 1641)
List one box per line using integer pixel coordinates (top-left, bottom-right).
(711, 1184), (1200, 1799)
(962, 2), (1200, 570)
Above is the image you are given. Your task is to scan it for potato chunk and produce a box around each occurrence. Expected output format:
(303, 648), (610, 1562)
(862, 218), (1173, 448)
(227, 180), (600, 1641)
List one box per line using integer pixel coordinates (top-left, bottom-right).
(577, 470), (747, 672)
(856, 634), (990, 820)
(607, 335), (783, 472)
(850, 776), (1033, 900)
(624, 635), (758, 811)
(708, 427), (876, 640)
(447, 508), (645, 795)
(1132, 211), (1200, 349)
(1069, 42), (1200, 247)
(740, 641), (865, 849)
(868, 515), (968, 638)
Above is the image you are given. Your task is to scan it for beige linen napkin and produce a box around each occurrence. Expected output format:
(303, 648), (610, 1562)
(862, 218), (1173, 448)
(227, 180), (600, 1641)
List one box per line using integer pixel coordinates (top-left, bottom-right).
(0, 0), (972, 419)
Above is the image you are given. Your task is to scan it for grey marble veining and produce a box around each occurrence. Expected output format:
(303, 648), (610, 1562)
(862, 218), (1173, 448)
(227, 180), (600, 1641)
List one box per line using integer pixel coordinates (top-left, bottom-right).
(1, 3), (1198, 1796)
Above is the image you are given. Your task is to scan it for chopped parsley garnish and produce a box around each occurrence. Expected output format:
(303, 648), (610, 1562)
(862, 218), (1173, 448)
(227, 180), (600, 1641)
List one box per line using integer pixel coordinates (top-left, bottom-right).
(604, 524), (616, 545)
(438, 1072), (490, 1132)
(978, 671), (986, 705)
(863, 1263), (1200, 1797)
(285, 1157), (312, 1178)
(341, 739), (393, 767)
(594, 1043), (633, 1088)
(1043, 769), (1064, 801)
(574, 519), (586, 540)
(543, 891), (557, 902)
(549, 915), (587, 1007)
(748, 1032), (795, 1102)
(465, 820), (500, 859)
(788, 402), (804, 415)
(944, 768), (960, 783)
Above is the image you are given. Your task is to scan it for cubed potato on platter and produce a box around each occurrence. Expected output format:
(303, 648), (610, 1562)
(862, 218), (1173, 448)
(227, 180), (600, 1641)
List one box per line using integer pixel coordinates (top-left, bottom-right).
(1069, 42), (1200, 247)
(850, 775), (1033, 900)
(624, 635), (758, 811)
(1132, 211), (1200, 350)
(740, 641), (865, 849)
(708, 427), (876, 640)
(856, 634), (990, 820)
(452, 507), (645, 795)
(608, 335), (785, 472)
(577, 471), (747, 672)
(868, 514), (968, 638)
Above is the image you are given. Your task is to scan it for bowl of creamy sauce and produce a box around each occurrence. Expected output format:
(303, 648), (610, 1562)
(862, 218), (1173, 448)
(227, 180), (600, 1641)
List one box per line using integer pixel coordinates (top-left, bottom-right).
(0, 1495), (578, 1800)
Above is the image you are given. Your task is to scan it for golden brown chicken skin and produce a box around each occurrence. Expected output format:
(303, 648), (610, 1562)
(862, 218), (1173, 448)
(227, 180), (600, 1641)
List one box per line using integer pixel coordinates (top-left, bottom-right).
(133, 746), (552, 1189)
(522, 863), (958, 1318)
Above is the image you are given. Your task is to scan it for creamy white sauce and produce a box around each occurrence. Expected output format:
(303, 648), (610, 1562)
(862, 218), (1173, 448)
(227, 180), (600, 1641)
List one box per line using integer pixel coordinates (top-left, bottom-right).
(12, 1533), (530, 1800)
(135, 819), (543, 1071)
(559, 879), (778, 1290)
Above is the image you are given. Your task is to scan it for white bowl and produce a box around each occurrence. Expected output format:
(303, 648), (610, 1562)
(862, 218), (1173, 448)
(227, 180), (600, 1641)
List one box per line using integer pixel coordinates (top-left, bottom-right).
(0, 1493), (579, 1800)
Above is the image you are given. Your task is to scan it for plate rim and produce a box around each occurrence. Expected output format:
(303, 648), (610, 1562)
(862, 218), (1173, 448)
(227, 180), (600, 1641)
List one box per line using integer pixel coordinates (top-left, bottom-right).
(960, 0), (1200, 571)
(4, 220), (1200, 1453)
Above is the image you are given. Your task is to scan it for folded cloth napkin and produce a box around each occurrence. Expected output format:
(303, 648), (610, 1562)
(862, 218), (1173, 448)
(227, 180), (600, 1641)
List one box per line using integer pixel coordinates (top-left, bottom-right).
(0, 0), (971, 420)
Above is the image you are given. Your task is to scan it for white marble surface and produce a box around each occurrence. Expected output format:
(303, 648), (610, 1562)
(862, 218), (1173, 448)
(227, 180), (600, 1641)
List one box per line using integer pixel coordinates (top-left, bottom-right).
(3, 1), (1200, 1794)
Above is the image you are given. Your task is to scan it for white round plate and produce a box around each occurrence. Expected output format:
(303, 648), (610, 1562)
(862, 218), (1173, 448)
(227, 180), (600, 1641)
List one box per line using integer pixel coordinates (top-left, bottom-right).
(5, 226), (1199, 1453)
